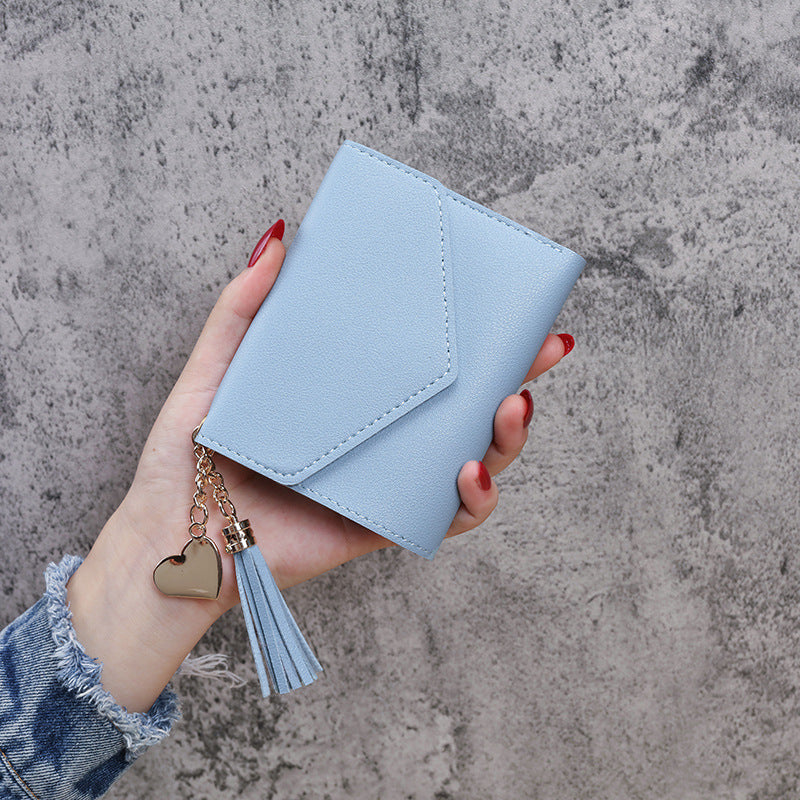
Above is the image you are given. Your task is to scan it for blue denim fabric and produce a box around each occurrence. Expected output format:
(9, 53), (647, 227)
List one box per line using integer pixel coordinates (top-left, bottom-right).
(0, 555), (181, 800)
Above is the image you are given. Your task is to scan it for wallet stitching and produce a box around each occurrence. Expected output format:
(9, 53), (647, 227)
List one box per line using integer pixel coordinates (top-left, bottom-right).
(302, 486), (435, 556)
(195, 433), (436, 555)
(442, 194), (565, 253)
(344, 142), (566, 254)
(197, 143), (565, 558)
(202, 144), (455, 482)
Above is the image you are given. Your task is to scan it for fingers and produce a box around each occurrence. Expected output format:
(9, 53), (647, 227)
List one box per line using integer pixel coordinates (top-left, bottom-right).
(180, 225), (287, 392)
(482, 390), (532, 475)
(481, 332), (574, 473)
(522, 332), (574, 383)
(446, 460), (498, 538)
(446, 332), (576, 539)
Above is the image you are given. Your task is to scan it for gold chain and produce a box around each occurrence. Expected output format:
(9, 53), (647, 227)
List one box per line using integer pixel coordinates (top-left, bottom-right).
(188, 423), (238, 540)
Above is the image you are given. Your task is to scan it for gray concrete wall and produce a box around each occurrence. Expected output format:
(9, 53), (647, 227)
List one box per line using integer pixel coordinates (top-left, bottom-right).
(2, 1), (800, 797)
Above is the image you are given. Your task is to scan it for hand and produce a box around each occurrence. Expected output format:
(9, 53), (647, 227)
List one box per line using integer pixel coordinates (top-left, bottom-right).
(66, 224), (574, 712)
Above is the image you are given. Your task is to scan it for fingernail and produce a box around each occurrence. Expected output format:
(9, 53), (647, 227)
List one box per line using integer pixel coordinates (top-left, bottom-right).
(477, 461), (492, 491)
(247, 219), (285, 268)
(558, 333), (575, 356)
(520, 389), (533, 427)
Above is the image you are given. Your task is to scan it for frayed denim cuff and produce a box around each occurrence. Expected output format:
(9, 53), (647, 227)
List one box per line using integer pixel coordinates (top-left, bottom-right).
(44, 554), (181, 760)
(0, 555), (182, 799)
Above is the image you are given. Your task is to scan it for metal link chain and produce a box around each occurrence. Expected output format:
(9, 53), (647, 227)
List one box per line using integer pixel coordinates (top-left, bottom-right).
(187, 424), (238, 540)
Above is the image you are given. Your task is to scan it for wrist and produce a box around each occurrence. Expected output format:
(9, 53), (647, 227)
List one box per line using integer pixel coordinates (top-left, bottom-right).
(66, 505), (222, 712)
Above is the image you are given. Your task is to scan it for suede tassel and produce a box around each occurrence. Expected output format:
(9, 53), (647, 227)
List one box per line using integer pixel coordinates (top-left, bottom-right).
(223, 520), (322, 695)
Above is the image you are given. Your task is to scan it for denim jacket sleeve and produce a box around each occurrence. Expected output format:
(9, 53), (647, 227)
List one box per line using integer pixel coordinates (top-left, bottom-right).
(0, 555), (181, 800)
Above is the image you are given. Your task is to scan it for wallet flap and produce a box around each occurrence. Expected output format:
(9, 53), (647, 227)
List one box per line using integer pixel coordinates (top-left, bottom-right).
(196, 141), (459, 485)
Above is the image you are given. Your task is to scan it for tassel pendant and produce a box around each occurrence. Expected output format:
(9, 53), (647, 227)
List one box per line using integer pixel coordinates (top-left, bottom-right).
(154, 424), (322, 697)
(222, 519), (322, 696)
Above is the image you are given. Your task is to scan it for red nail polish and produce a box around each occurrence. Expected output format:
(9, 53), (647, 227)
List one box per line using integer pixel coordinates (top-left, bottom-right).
(558, 333), (575, 356)
(477, 461), (492, 491)
(520, 389), (533, 427)
(247, 219), (285, 268)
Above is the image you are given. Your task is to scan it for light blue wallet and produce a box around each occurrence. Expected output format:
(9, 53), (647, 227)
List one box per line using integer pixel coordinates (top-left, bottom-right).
(196, 140), (586, 560)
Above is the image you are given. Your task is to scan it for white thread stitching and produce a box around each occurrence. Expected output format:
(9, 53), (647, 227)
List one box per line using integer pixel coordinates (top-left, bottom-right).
(201, 143), (565, 555)
(202, 142), (454, 481)
(442, 193), (566, 253)
(194, 436), (436, 555)
(302, 485), (435, 556)
(206, 144), (569, 484)
(347, 141), (566, 254)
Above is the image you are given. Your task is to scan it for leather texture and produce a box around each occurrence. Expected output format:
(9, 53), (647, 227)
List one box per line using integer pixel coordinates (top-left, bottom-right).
(197, 140), (586, 559)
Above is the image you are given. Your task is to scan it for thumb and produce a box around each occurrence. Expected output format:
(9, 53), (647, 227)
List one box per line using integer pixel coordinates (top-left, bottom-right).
(179, 221), (287, 394)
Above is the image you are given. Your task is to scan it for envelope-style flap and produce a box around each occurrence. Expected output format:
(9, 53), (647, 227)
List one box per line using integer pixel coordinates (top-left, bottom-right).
(197, 141), (459, 485)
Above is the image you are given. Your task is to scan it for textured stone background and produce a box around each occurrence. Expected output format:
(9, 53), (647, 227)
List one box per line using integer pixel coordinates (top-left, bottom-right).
(2, 0), (800, 797)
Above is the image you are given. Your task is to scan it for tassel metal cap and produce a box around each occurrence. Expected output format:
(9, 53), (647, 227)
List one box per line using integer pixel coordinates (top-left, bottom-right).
(222, 519), (255, 554)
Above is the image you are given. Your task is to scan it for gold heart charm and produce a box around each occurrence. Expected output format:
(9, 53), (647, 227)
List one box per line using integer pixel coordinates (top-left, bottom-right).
(153, 536), (222, 600)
